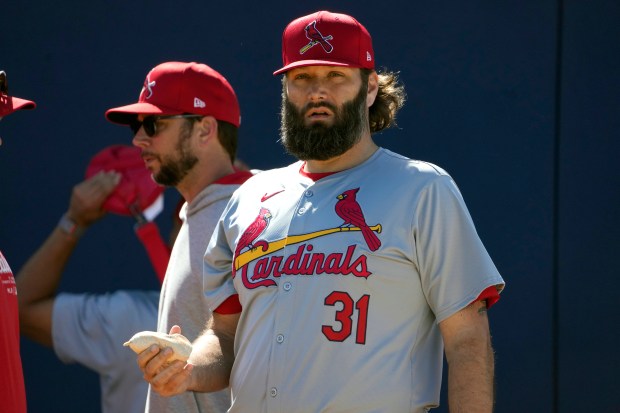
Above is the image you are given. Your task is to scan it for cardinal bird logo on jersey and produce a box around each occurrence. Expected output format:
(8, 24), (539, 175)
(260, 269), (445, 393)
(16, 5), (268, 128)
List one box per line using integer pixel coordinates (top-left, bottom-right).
(300, 20), (334, 54)
(335, 188), (381, 251)
(235, 207), (272, 257)
(232, 192), (383, 287)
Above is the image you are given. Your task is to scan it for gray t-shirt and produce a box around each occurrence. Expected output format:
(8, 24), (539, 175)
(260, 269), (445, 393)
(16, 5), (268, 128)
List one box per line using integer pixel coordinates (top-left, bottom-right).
(53, 289), (159, 413)
(146, 176), (251, 413)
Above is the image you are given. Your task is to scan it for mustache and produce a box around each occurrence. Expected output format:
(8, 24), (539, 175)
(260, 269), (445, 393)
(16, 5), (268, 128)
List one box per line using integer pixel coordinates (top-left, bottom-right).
(141, 150), (157, 158)
(301, 101), (338, 113)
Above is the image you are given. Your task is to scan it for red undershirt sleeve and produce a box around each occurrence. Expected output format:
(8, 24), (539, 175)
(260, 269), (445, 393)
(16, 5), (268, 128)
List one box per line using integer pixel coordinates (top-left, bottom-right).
(214, 294), (242, 314)
(472, 285), (501, 309)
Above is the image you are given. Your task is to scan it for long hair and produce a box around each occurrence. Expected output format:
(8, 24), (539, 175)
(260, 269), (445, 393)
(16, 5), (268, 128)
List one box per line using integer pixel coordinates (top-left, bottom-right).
(362, 68), (406, 133)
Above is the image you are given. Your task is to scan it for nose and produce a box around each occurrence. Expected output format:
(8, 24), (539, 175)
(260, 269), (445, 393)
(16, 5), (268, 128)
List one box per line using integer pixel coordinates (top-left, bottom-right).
(132, 127), (150, 148)
(308, 78), (327, 101)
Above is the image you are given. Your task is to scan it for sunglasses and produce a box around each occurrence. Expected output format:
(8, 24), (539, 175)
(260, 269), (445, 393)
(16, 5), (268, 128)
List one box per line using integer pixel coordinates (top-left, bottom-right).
(130, 114), (203, 137)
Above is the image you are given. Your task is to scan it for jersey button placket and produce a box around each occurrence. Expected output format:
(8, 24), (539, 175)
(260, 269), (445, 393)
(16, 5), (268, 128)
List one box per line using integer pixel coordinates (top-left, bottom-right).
(298, 189), (313, 215)
(269, 188), (308, 410)
(270, 261), (294, 409)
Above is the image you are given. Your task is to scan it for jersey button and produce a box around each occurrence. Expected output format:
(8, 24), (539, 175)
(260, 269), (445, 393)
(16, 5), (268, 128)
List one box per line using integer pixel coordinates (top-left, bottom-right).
(283, 282), (292, 291)
(298, 207), (306, 214)
(276, 334), (284, 343)
(305, 190), (314, 197)
(270, 387), (278, 397)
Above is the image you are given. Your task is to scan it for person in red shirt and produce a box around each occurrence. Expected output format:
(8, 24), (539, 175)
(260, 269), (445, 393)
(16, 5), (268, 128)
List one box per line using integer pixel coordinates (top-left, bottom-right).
(0, 69), (36, 413)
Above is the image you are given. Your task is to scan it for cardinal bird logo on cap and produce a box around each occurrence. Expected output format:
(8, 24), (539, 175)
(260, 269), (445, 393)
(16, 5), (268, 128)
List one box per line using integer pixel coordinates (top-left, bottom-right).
(300, 21), (334, 54)
(335, 188), (381, 251)
(140, 76), (156, 100)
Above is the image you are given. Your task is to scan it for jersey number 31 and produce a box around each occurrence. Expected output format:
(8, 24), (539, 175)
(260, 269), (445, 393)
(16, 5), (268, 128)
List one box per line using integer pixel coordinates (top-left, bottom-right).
(322, 291), (370, 345)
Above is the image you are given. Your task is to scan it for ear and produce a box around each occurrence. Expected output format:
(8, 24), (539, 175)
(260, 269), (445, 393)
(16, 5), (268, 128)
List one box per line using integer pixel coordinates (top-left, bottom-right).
(196, 116), (218, 144)
(366, 71), (379, 108)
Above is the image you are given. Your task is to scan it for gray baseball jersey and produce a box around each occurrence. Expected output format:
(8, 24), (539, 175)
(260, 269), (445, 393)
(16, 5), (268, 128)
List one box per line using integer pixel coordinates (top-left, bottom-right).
(204, 148), (505, 413)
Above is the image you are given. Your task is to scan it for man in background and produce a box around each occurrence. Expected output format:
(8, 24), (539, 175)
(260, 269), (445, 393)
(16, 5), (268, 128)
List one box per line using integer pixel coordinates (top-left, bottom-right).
(105, 61), (253, 412)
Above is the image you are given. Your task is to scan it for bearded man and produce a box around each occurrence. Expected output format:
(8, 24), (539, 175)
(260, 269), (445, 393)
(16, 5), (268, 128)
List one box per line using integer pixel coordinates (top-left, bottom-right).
(136, 13), (505, 413)
(105, 61), (253, 413)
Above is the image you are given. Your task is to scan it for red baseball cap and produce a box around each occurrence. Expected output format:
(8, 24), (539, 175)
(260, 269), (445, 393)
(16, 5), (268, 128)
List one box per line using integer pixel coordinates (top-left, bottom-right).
(105, 62), (240, 127)
(0, 71), (36, 117)
(273, 11), (375, 75)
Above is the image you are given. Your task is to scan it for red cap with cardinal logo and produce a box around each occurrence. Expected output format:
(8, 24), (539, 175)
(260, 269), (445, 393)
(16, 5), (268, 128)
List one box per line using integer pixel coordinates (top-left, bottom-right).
(105, 61), (240, 127)
(273, 10), (375, 75)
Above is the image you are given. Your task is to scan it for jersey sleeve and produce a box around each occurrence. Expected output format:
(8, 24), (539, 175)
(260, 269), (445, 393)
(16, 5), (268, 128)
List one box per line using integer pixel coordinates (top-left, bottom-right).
(52, 290), (159, 373)
(203, 208), (239, 313)
(414, 176), (505, 323)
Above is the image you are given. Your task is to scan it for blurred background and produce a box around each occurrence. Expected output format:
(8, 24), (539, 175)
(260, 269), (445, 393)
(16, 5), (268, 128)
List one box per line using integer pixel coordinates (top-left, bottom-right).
(1, 0), (618, 412)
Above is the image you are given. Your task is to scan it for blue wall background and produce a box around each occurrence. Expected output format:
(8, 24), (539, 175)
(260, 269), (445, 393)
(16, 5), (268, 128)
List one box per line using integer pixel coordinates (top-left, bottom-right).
(1, 1), (618, 412)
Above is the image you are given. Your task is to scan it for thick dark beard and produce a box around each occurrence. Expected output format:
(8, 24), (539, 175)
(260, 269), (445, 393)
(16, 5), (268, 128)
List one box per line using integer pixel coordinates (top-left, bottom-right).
(153, 122), (198, 186)
(280, 84), (368, 161)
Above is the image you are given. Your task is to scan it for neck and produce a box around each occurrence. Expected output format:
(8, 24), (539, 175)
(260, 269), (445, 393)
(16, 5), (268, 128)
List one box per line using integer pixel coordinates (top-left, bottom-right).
(176, 158), (235, 203)
(304, 134), (378, 173)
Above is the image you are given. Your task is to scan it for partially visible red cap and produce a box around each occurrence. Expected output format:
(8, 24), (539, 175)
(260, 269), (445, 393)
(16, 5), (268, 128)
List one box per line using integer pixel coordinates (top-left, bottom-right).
(85, 145), (164, 216)
(274, 11), (375, 75)
(105, 61), (240, 127)
(0, 71), (36, 117)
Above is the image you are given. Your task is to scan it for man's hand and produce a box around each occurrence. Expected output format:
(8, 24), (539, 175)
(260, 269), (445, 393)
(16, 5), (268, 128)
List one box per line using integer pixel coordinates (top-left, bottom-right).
(138, 325), (194, 398)
(66, 171), (120, 227)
